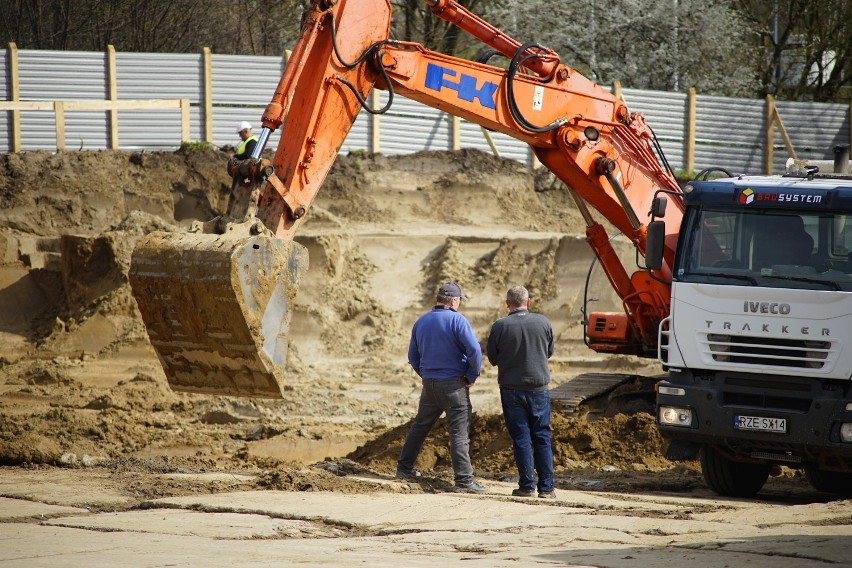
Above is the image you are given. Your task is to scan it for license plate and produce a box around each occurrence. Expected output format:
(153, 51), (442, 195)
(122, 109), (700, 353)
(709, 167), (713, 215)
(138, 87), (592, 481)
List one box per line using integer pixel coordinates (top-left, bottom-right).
(734, 415), (787, 433)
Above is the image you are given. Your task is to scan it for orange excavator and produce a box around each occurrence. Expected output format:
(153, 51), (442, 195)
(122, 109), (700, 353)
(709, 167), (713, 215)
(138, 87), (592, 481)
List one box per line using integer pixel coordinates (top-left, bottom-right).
(128, 0), (682, 398)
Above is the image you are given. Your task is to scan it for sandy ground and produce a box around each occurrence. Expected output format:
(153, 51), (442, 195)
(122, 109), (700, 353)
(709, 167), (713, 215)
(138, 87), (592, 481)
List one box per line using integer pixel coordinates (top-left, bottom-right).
(0, 148), (849, 566)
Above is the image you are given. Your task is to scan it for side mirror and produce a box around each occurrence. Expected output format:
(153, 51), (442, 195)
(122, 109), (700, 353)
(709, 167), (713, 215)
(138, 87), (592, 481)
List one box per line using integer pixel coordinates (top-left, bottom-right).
(646, 221), (666, 270)
(651, 196), (668, 219)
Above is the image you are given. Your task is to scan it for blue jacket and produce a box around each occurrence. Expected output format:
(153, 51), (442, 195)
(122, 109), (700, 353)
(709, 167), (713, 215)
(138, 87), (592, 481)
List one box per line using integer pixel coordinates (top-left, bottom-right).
(408, 306), (482, 382)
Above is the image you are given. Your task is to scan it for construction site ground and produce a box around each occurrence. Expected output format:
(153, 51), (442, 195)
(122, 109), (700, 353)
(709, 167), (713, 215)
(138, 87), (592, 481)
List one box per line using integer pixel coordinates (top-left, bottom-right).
(0, 148), (849, 566)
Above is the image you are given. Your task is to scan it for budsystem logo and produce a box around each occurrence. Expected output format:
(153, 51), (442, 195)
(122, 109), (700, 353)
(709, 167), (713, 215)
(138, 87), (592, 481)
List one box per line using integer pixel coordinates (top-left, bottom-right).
(738, 188), (754, 205)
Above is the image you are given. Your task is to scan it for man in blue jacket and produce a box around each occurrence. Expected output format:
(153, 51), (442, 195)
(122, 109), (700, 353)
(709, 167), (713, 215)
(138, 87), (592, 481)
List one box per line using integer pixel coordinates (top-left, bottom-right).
(397, 281), (486, 493)
(486, 285), (555, 499)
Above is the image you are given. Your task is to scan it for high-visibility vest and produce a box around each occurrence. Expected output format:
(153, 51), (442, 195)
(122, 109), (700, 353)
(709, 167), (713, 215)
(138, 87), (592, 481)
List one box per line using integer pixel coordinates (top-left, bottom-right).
(235, 135), (258, 157)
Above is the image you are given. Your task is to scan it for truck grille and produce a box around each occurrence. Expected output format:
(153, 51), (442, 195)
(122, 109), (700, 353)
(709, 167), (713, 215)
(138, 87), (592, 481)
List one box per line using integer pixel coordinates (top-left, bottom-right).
(703, 333), (832, 369)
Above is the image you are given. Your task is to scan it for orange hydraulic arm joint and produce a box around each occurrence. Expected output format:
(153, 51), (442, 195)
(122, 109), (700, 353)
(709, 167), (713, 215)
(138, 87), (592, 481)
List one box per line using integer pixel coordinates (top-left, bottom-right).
(246, 0), (393, 240)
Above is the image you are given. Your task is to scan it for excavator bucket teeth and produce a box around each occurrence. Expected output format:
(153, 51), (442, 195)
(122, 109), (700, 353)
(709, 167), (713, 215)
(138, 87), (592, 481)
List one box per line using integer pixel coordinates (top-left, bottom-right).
(128, 231), (308, 398)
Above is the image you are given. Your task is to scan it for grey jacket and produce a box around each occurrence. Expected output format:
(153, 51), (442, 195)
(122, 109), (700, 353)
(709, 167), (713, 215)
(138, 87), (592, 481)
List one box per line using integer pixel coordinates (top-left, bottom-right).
(486, 309), (554, 392)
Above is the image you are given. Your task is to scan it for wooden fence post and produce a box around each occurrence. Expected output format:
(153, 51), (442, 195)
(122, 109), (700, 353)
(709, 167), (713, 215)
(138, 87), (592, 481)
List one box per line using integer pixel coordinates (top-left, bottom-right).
(203, 47), (213, 143)
(764, 95), (774, 175)
(685, 87), (696, 175)
(765, 94), (797, 174)
(54, 102), (65, 151)
(180, 99), (190, 143)
(370, 89), (380, 153)
(451, 116), (460, 151)
(107, 45), (118, 149)
(8, 42), (20, 153)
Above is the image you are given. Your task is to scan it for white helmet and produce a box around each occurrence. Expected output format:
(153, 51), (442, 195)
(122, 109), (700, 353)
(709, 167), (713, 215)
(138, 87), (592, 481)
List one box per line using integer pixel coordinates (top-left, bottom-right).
(236, 121), (252, 133)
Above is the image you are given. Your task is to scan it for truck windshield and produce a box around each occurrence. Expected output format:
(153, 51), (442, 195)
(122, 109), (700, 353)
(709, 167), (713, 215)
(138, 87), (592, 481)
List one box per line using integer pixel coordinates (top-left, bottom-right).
(676, 208), (852, 291)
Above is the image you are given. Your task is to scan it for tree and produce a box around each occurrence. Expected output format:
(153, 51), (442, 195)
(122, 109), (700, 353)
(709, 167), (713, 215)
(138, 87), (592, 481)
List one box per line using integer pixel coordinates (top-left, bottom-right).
(391, 0), (499, 57)
(737, 0), (852, 101)
(1, 0), (304, 55)
(482, 0), (759, 96)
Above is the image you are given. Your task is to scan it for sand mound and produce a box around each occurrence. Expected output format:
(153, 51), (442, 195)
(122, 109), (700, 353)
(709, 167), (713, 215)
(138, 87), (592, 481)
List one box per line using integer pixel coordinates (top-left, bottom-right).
(0, 148), (676, 482)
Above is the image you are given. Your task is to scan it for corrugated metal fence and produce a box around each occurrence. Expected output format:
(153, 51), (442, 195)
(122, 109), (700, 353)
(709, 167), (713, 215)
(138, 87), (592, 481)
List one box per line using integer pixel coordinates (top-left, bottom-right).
(1, 47), (850, 175)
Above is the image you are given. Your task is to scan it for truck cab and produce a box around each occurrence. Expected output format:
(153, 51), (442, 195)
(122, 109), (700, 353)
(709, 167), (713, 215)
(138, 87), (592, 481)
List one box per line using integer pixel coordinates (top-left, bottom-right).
(655, 172), (852, 496)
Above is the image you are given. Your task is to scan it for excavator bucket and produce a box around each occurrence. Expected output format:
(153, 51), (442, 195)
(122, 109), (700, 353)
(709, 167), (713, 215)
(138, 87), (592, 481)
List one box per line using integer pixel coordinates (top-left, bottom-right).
(128, 231), (308, 398)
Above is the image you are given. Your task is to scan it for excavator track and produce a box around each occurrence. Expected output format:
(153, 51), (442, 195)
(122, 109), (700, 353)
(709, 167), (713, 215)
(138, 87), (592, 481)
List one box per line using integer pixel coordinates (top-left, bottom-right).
(551, 373), (661, 419)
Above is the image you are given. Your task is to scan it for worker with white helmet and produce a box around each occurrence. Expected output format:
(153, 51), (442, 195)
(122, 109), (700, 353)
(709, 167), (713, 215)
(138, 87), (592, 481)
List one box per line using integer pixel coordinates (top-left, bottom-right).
(234, 121), (258, 160)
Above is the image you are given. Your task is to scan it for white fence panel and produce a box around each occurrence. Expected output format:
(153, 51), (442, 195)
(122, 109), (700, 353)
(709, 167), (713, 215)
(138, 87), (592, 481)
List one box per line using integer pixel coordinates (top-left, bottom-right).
(1, 48), (849, 174)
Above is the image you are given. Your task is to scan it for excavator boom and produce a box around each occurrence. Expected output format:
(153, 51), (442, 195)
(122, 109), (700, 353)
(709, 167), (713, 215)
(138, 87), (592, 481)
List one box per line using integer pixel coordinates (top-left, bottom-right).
(130, 0), (682, 397)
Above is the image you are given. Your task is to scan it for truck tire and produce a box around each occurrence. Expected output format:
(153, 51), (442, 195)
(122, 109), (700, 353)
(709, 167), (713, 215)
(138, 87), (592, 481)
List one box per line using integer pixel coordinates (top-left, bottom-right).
(805, 468), (852, 496)
(700, 445), (770, 497)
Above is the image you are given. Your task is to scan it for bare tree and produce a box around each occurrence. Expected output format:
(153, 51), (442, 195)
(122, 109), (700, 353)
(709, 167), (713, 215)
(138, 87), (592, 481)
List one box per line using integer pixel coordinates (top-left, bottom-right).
(391, 0), (495, 56)
(1, 0), (304, 55)
(737, 0), (852, 101)
(483, 0), (758, 96)
(4, 0), (845, 102)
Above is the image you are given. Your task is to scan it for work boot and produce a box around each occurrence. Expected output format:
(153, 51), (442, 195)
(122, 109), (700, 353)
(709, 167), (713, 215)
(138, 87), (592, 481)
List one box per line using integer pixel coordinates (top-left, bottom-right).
(511, 488), (536, 497)
(538, 490), (556, 499)
(453, 480), (487, 494)
(395, 467), (422, 480)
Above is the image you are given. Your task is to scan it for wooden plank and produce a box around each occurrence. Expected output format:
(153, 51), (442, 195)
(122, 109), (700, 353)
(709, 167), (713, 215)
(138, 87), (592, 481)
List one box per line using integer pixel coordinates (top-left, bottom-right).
(63, 100), (182, 111)
(773, 105), (797, 160)
(0, 100), (182, 111)
(0, 101), (54, 111)
(612, 80), (623, 101)
(0, 98), (186, 151)
(480, 126), (500, 158)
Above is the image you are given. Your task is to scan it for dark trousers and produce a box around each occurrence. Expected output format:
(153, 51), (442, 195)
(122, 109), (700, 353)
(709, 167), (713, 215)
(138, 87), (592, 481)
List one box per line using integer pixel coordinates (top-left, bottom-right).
(398, 378), (474, 485)
(500, 387), (554, 493)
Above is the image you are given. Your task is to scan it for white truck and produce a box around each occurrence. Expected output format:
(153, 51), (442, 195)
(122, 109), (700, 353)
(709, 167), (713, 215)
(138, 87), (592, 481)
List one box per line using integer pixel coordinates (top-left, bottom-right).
(651, 163), (852, 496)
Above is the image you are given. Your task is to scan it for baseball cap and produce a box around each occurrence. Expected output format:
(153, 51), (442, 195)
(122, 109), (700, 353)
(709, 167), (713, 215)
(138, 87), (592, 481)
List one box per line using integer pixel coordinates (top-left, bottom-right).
(438, 281), (467, 300)
(236, 121), (252, 133)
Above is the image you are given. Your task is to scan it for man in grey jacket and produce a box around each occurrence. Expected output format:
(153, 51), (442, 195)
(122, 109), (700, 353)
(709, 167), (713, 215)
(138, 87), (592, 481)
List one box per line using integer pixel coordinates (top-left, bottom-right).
(486, 285), (555, 498)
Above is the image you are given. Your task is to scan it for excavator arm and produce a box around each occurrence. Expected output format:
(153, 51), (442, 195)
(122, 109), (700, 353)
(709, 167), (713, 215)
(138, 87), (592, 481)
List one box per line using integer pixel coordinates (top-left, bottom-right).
(129, 0), (683, 397)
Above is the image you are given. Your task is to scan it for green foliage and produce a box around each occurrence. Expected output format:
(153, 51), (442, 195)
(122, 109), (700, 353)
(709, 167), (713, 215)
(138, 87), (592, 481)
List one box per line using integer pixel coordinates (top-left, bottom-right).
(179, 141), (215, 153)
(674, 170), (695, 183)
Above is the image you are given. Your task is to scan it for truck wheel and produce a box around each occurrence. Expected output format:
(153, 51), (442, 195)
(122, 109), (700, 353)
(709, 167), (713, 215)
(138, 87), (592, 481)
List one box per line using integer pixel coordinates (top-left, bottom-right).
(700, 445), (770, 497)
(805, 468), (852, 496)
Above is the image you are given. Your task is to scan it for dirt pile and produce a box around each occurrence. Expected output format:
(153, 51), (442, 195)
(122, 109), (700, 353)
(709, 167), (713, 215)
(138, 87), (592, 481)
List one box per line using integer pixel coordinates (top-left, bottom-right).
(0, 147), (684, 488)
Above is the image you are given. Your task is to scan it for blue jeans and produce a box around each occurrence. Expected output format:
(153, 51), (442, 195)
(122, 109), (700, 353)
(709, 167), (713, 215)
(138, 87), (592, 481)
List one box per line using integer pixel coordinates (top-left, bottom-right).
(398, 378), (474, 485)
(500, 387), (554, 493)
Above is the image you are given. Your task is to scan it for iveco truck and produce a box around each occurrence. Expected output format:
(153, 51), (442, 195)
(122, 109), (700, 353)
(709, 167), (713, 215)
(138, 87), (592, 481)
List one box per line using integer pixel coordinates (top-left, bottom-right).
(652, 166), (852, 497)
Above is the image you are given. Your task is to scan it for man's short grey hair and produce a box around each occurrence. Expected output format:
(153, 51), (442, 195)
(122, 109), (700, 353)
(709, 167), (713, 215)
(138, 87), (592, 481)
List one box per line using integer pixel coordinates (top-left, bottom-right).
(436, 292), (457, 304)
(506, 285), (529, 307)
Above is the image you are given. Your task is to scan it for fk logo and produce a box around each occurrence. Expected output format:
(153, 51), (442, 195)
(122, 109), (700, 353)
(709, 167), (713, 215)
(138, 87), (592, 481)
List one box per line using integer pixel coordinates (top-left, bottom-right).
(425, 63), (497, 109)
